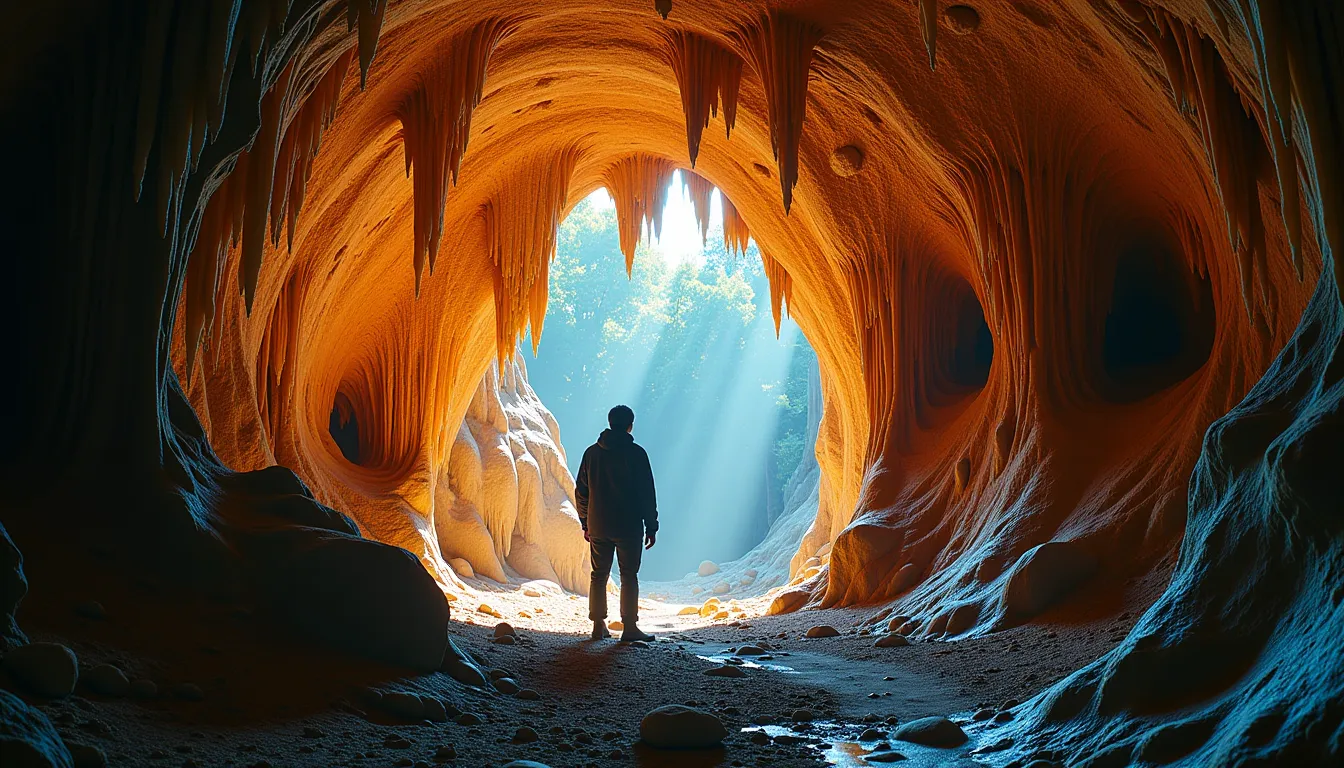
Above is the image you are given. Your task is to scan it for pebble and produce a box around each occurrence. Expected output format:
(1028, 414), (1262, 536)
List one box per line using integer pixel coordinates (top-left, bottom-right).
(476, 604), (502, 618)
(704, 665), (747, 678)
(513, 726), (539, 743)
(433, 746), (457, 760)
(749, 731), (771, 745)
(74, 601), (107, 620)
(494, 677), (521, 695)
(517, 688), (541, 700)
(874, 634), (910, 648)
(866, 750), (909, 763)
(892, 716), (968, 747)
(69, 742), (107, 768)
(2, 642), (79, 698)
(172, 683), (204, 702)
(804, 626), (840, 638)
(736, 645), (765, 655)
(859, 728), (886, 741)
(455, 712), (483, 726)
(792, 709), (814, 722)
(493, 622), (517, 639)
(81, 663), (130, 697)
(640, 705), (727, 749)
(972, 708), (996, 721)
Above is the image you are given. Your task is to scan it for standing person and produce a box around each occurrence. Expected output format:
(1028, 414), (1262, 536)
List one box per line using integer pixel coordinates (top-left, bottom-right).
(574, 405), (658, 642)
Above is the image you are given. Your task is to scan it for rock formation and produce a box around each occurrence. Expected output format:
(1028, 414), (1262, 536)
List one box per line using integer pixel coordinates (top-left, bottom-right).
(3, 0), (1342, 764)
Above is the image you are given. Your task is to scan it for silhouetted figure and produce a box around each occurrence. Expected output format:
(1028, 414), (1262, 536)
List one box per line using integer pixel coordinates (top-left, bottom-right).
(575, 405), (658, 642)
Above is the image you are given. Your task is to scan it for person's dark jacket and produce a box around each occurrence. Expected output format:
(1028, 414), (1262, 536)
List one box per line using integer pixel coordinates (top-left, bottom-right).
(575, 429), (658, 541)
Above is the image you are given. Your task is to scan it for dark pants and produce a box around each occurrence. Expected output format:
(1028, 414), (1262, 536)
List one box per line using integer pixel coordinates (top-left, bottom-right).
(589, 537), (642, 624)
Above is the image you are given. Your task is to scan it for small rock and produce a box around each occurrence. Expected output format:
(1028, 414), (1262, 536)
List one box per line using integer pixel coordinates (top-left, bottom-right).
(697, 561), (719, 577)
(972, 708), (995, 721)
(522, 588), (542, 598)
(608, 621), (624, 631)
(447, 558), (474, 579)
(455, 712), (483, 726)
(749, 731), (771, 745)
(993, 710), (1015, 723)
(74, 601), (106, 620)
(791, 709), (814, 722)
(381, 692), (424, 721)
(640, 705), (726, 749)
(494, 677), (521, 695)
(129, 679), (158, 699)
(690, 586), (703, 595)
(421, 697), (448, 722)
(493, 622), (517, 639)
(804, 626), (839, 639)
(490, 634), (517, 645)
(384, 734), (411, 749)
(476, 603), (501, 618)
(2, 642), (79, 698)
(703, 665), (746, 678)
(874, 634), (910, 648)
(859, 728), (886, 741)
(677, 606), (699, 616)
(81, 664), (129, 697)
(736, 645), (765, 656)
(712, 582), (732, 595)
(433, 745), (457, 760)
(892, 716), (967, 747)
(517, 688), (540, 700)
(172, 683), (204, 702)
(866, 750), (908, 763)
(69, 742), (107, 768)
(512, 726), (539, 743)
(750, 714), (774, 725)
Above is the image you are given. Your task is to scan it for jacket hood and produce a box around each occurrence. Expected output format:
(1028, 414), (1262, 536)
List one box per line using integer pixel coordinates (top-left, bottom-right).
(597, 428), (633, 450)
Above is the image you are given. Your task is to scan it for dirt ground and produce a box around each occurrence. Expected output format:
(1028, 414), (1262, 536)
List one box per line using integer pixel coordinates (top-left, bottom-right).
(2, 545), (1171, 768)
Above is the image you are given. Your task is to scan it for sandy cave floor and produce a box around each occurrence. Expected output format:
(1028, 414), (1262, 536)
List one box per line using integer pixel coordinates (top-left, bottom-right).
(4, 553), (1170, 768)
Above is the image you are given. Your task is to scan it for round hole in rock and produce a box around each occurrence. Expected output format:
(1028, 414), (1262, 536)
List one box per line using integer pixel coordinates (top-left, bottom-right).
(950, 290), (994, 389)
(1101, 241), (1215, 402)
(329, 391), (361, 465)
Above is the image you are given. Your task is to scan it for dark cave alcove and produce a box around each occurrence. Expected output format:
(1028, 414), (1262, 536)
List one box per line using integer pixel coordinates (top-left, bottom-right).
(1101, 242), (1216, 402)
(329, 392), (361, 465)
(949, 289), (994, 390)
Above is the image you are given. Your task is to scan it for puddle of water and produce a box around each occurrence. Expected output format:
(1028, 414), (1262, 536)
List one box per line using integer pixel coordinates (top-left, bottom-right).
(696, 653), (798, 674)
(742, 718), (997, 767)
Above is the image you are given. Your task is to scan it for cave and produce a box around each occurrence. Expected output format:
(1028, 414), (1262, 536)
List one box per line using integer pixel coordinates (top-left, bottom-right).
(2, 1), (1342, 767)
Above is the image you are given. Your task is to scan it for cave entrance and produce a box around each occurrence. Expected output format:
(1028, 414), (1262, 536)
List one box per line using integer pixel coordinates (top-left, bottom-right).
(1100, 240), (1215, 402)
(521, 175), (820, 583)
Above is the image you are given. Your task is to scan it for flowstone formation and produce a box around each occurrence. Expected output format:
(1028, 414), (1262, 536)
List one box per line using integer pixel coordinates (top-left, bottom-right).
(4, 1), (1342, 765)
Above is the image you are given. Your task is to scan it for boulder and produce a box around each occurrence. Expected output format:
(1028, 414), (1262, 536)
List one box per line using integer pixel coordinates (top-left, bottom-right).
(805, 625), (840, 638)
(3, 643), (78, 698)
(697, 561), (719, 577)
(640, 705), (727, 749)
(254, 527), (449, 670)
(874, 634), (909, 648)
(999, 542), (1097, 622)
(0, 689), (72, 767)
(892, 716), (967, 747)
(493, 622), (518, 638)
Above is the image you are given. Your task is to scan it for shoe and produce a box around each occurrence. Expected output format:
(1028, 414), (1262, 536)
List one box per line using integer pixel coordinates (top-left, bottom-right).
(591, 621), (612, 640)
(620, 626), (655, 642)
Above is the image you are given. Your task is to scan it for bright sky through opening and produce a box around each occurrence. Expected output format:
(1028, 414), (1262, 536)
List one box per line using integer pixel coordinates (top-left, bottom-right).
(585, 171), (728, 267)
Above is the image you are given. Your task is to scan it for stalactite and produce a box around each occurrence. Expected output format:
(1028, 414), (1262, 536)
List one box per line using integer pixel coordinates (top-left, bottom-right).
(347, 0), (388, 88)
(603, 154), (678, 275)
(680, 171), (715, 245)
(1133, 7), (1278, 319)
(663, 30), (743, 167)
(483, 146), (581, 365)
(919, 0), (937, 71)
(721, 192), (751, 256)
(270, 51), (354, 252)
(761, 250), (793, 336)
(737, 12), (823, 214)
(239, 61), (296, 314)
(398, 18), (515, 294)
(184, 50), (353, 377)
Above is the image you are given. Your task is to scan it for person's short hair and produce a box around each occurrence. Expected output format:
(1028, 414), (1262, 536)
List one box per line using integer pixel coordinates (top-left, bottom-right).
(608, 405), (635, 431)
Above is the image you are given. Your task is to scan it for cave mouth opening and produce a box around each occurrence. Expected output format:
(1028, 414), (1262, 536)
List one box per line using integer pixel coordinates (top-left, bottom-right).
(522, 179), (820, 583)
(924, 277), (994, 409)
(1100, 238), (1216, 402)
(948, 285), (994, 390)
(329, 391), (361, 465)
